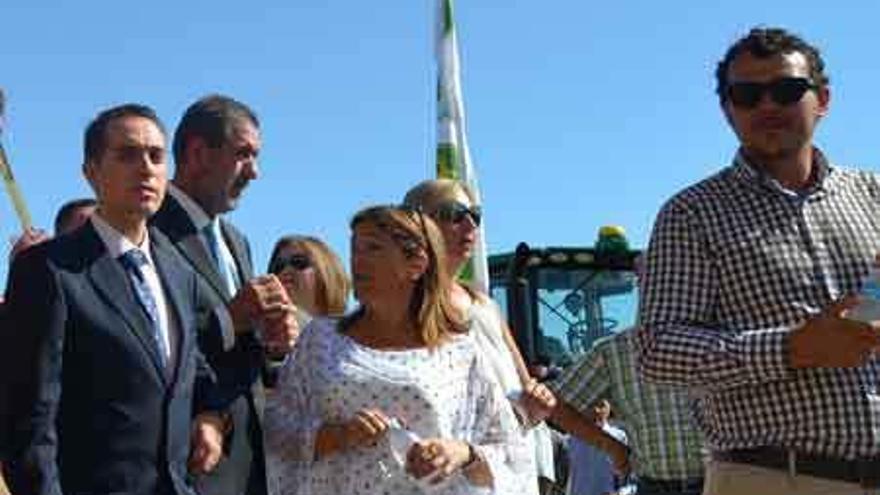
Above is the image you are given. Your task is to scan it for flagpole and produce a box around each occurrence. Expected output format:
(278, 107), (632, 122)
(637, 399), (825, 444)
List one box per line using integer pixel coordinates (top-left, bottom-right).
(0, 89), (33, 230)
(434, 0), (490, 293)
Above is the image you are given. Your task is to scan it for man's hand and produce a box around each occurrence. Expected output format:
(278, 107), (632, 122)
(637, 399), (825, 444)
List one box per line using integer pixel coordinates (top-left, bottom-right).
(789, 296), (880, 369)
(228, 275), (301, 354)
(188, 412), (228, 474)
(9, 228), (50, 261)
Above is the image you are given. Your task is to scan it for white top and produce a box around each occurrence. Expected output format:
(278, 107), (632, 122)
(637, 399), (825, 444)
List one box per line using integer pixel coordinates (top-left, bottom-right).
(264, 318), (537, 495)
(90, 214), (177, 370)
(467, 298), (522, 397)
(468, 297), (554, 481)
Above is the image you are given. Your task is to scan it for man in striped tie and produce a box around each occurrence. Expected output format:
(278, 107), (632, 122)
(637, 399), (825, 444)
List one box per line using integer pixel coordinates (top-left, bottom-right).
(1, 103), (232, 495)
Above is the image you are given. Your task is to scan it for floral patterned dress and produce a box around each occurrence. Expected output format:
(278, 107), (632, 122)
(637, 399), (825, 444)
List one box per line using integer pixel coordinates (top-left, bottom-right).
(264, 317), (535, 495)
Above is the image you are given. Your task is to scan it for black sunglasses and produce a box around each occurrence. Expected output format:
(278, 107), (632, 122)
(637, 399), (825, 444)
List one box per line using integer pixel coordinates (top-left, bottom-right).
(434, 201), (482, 227)
(269, 253), (311, 274)
(726, 77), (817, 109)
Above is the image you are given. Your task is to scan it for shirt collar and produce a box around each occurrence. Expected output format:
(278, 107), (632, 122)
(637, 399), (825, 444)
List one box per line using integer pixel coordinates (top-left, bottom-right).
(90, 213), (154, 265)
(168, 183), (212, 231)
(732, 147), (834, 199)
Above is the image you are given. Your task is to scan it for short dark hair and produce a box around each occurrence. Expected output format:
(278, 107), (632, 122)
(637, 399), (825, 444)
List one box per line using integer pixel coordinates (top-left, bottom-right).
(54, 198), (96, 235)
(83, 104), (165, 165)
(715, 27), (829, 104)
(172, 94), (259, 166)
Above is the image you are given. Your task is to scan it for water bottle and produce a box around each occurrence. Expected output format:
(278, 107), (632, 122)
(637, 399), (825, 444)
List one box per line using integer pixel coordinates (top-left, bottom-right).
(849, 267), (880, 323)
(384, 419), (447, 493)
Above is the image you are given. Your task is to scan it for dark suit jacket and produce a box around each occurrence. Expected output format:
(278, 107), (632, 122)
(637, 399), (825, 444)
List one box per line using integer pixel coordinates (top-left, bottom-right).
(151, 194), (268, 495)
(0, 223), (227, 495)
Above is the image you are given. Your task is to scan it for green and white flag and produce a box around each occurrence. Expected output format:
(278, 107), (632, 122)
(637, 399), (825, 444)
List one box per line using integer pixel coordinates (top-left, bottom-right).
(435, 0), (489, 293)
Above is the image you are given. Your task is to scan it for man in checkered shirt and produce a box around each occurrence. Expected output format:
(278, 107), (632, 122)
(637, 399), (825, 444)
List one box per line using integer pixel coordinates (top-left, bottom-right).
(638, 27), (880, 495)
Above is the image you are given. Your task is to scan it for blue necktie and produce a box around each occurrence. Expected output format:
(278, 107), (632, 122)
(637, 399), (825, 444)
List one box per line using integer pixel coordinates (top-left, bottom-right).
(203, 220), (239, 295)
(119, 249), (168, 368)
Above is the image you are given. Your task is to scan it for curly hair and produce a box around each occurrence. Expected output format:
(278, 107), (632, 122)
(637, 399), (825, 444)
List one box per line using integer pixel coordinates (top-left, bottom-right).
(715, 27), (829, 104)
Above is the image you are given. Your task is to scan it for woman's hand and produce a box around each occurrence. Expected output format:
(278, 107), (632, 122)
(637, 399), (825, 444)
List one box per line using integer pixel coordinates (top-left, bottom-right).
(340, 408), (392, 449)
(316, 408), (392, 459)
(405, 438), (472, 483)
(519, 379), (557, 424)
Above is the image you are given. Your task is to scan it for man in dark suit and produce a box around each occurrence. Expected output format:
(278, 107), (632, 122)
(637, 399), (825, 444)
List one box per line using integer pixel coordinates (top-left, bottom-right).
(152, 95), (298, 495)
(1, 104), (229, 495)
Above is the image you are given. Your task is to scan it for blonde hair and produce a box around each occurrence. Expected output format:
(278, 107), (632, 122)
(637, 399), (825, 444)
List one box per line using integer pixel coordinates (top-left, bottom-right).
(267, 235), (349, 317)
(402, 178), (477, 215)
(402, 179), (483, 302)
(346, 205), (465, 347)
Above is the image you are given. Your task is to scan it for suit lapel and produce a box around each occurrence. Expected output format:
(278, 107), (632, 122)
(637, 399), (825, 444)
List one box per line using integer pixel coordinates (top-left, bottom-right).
(83, 225), (167, 384)
(179, 234), (229, 299)
(221, 221), (254, 284)
(151, 231), (191, 390)
(154, 195), (230, 300)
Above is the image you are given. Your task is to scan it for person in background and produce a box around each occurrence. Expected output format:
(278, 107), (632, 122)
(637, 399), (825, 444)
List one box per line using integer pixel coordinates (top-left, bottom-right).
(565, 399), (629, 495)
(54, 197), (97, 235)
(6, 197), (97, 264)
(266, 235), (350, 324)
(403, 179), (627, 493)
(551, 326), (704, 495)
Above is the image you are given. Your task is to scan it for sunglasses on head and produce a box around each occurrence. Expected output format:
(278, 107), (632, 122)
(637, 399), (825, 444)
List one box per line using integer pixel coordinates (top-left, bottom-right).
(269, 253), (311, 274)
(434, 201), (482, 227)
(726, 77), (817, 109)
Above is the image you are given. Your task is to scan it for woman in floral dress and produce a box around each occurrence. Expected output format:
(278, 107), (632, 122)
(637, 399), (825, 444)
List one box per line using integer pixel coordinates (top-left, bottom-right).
(264, 205), (532, 495)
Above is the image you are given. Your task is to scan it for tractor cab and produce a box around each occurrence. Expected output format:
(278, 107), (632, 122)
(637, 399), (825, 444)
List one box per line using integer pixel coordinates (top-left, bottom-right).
(488, 227), (641, 371)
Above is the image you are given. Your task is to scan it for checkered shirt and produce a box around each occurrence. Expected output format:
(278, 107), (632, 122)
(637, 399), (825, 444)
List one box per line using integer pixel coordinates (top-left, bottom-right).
(551, 328), (705, 481)
(637, 148), (880, 459)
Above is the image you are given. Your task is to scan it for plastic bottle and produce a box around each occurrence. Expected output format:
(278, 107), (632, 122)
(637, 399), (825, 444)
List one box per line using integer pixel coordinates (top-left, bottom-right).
(848, 267), (880, 323)
(385, 419), (447, 493)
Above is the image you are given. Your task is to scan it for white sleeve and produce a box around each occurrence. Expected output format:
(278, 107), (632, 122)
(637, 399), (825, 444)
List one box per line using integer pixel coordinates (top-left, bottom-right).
(459, 351), (539, 495)
(263, 320), (330, 495)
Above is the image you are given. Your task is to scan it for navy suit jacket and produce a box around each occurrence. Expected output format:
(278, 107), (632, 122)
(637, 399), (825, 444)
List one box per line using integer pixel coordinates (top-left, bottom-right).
(0, 223), (227, 495)
(151, 194), (269, 495)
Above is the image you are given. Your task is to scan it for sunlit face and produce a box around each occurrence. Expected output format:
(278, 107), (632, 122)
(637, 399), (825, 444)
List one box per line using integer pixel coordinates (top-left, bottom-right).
(430, 188), (478, 271)
(350, 221), (422, 305)
(196, 120), (261, 215)
(85, 116), (167, 222)
(273, 244), (319, 314)
(723, 51), (829, 162)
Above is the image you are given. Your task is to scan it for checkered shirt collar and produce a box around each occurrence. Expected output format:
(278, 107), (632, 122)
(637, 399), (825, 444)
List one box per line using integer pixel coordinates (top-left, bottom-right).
(731, 147), (837, 200)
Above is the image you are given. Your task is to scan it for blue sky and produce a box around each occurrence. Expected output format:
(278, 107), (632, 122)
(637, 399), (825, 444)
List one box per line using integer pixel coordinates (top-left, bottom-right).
(1, 1), (879, 284)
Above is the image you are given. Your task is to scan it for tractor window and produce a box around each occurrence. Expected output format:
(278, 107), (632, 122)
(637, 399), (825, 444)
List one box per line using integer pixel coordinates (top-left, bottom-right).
(534, 268), (637, 368)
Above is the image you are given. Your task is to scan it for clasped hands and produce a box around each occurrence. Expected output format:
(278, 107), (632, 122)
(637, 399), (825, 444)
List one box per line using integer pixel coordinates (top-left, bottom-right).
(228, 273), (302, 358)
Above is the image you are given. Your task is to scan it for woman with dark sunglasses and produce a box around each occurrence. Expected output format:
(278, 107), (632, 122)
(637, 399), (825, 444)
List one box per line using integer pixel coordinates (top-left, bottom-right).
(266, 235), (350, 324)
(403, 179), (559, 491)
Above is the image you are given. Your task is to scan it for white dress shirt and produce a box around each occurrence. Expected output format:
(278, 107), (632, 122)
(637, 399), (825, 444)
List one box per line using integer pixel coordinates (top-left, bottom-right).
(91, 214), (178, 371)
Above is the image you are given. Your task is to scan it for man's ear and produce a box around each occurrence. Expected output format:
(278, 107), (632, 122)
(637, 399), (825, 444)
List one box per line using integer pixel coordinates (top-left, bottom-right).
(82, 160), (97, 189)
(721, 100), (735, 128)
(185, 136), (210, 175)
